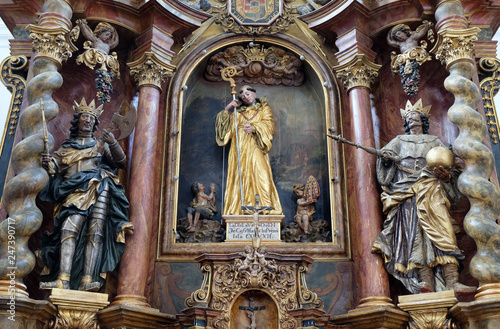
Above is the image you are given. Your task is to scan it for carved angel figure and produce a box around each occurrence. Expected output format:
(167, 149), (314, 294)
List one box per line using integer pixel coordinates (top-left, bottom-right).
(387, 21), (434, 95)
(75, 19), (120, 103)
(76, 19), (119, 55)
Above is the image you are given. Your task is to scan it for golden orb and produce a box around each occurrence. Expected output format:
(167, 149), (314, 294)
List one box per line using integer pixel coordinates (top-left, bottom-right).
(426, 147), (454, 169)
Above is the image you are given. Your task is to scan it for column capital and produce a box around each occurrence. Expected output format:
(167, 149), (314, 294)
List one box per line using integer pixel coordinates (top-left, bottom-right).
(127, 52), (176, 91)
(26, 24), (77, 68)
(333, 54), (381, 92)
(432, 27), (480, 69)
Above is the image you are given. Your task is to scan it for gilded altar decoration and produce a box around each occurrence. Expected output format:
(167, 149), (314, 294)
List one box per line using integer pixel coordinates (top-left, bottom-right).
(74, 19), (120, 104)
(372, 99), (476, 294)
(334, 55), (381, 91)
(48, 288), (109, 329)
(185, 248), (325, 329)
(432, 27), (480, 69)
(0, 56), (28, 139)
(478, 57), (500, 144)
(228, 0), (283, 26)
(38, 98), (134, 291)
(398, 290), (458, 329)
(205, 44), (304, 86)
(388, 21), (434, 95)
(27, 25), (78, 67)
(212, 0), (295, 35)
(128, 52), (175, 91)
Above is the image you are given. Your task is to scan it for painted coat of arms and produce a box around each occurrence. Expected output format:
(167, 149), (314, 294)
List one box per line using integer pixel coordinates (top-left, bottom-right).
(228, 0), (283, 25)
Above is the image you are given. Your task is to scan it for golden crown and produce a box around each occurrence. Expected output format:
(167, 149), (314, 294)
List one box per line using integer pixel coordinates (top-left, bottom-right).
(242, 45), (272, 62)
(73, 98), (104, 118)
(400, 99), (431, 119)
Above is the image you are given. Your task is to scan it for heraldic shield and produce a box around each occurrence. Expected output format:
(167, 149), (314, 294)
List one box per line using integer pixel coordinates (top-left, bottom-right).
(228, 0), (283, 25)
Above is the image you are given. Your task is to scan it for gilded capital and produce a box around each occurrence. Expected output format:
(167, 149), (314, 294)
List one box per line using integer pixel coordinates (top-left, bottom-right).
(27, 25), (77, 67)
(334, 55), (381, 92)
(128, 52), (175, 91)
(432, 27), (480, 69)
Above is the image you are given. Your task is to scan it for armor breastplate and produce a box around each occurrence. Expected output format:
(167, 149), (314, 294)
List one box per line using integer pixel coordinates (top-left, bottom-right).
(63, 156), (102, 179)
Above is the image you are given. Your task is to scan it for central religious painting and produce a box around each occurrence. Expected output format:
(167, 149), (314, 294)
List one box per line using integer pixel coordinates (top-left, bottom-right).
(228, 0), (283, 25)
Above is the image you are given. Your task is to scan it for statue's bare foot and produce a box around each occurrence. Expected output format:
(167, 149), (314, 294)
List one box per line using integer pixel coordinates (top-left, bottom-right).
(40, 280), (69, 289)
(187, 226), (197, 233)
(79, 281), (101, 292)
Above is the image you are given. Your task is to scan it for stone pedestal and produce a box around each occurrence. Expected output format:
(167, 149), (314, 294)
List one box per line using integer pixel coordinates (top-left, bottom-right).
(0, 295), (56, 329)
(48, 288), (109, 329)
(450, 283), (500, 329)
(223, 215), (285, 242)
(398, 290), (457, 329)
(98, 302), (176, 329)
(329, 303), (408, 329)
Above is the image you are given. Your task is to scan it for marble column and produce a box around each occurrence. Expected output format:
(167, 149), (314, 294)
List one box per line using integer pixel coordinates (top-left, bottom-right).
(330, 28), (408, 329)
(113, 52), (172, 306)
(335, 54), (392, 307)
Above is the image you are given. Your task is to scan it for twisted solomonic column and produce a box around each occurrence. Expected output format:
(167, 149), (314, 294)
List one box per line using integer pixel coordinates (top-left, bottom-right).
(0, 0), (75, 296)
(433, 1), (500, 299)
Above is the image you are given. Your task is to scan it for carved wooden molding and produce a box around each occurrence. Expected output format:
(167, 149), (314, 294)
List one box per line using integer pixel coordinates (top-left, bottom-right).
(334, 54), (381, 92)
(128, 52), (175, 91)
(478, 57), (500, 144)
(205, 44), (304, 86)
(432, 27), (480, 69)
(27, 25), (77, 67)
(212, 0), (295, 35)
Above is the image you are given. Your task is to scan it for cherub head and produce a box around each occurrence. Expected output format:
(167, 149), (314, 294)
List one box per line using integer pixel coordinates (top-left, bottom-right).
(392, 26), (411, 42)
(93, 22), (117, 44)
(293, 183), (305, 197)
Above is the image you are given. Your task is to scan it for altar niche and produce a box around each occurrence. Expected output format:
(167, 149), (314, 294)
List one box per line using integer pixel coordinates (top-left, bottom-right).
(231, 291), (278, 329)
(160, 39), (346, 259)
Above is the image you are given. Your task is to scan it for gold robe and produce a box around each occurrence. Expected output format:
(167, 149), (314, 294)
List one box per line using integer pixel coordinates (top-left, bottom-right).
(215, 99), (282, 215)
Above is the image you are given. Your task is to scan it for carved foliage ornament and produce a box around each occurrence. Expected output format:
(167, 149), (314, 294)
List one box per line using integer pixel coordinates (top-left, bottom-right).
(50, 307), (100, 329)
(0, 56), (28, 138)
(186, 248), (324, 329)
(212, 0), (295, 35)
(478, 57), (500, 144)
(433, 27), (480, 69)
(205, 44), (304, 86)
(27, 25), (77, 66)
(407, 309), (457, 329)
(336, 64), (380, 91)
(128, 53), (175, 90)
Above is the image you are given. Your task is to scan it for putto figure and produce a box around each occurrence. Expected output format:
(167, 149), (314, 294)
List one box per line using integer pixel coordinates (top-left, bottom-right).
(293, 176), (320, 234)
(76, 19), (119, 55)
(186, 182), (217, 232)
(387, 21), (434, 95)
(39, 98), (133, 291)
(75, 19), (120, 103)
(216, 85), (282, 215)
(372, 99), (474, 294)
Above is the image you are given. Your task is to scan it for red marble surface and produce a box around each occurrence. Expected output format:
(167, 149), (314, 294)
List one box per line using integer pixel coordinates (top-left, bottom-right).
(343, 87), (391, 303)
(116, 85), (161, 298)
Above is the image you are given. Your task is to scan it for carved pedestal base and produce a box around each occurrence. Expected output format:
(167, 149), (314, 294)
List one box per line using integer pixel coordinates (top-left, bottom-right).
(0, 295), (56, 329)
(330, 298), (408, 329)
(48, 288), (109, 329)
(398, 290), (458, 329)
(451, 283), (500, 329)
(98, 303), (176, 328)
